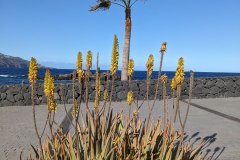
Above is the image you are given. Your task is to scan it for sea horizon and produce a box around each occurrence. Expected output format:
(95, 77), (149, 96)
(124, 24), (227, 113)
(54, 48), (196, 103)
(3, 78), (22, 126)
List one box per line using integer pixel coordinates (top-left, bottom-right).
(1, 68), (240, 85)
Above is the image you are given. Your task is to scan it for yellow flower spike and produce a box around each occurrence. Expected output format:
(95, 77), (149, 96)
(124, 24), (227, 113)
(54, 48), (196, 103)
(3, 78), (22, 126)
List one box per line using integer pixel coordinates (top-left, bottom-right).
(103, 89), (108, 102)
(49, 98), (57, 112)
(44, 70), (56, 111)
(171, 76), (177, 90)
(28, 57), (38, 84)
(44, 69), (51, 97)
(72, 100), (78, 119)
(48, 76), (55, 99)
(94, 97), (100, 111)
(175, 57), (185, 86)
(161, 74), (168, 84)
(77, 69), (85, 80)
(178, 57), (184, 66)
(146, 54), (154, 78)
(127, 91), (133, 106)
(160, 42), (167, 53)
(133, 109), (138, 117)
(86, 50), (92, 69)
(110, 35), (119, 76)
(76, 52), (83, 71)
(127, 59), (134, 78)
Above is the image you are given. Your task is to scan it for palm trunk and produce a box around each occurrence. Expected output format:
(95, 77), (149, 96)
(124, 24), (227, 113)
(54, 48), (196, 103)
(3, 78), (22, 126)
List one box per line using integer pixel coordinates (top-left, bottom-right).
(121, 7), (131, 80)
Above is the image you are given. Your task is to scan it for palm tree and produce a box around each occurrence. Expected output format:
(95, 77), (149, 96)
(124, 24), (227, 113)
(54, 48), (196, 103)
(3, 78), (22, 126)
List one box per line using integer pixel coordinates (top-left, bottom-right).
(90, 0), (144, 80)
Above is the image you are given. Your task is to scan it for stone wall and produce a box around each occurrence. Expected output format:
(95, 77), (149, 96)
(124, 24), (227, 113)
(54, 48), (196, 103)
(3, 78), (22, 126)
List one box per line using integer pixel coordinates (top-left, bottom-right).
(0, 76), (240, 106)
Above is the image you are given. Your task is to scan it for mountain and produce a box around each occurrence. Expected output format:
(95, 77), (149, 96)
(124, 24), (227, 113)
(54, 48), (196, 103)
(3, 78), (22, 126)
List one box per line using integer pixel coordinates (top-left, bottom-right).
(0, 53), (45, 69)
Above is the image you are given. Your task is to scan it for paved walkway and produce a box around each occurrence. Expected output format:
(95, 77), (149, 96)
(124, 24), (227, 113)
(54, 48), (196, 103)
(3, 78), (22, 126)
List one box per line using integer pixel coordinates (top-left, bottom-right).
(0, 97), (239, 159)
(0, 105), (71, 159)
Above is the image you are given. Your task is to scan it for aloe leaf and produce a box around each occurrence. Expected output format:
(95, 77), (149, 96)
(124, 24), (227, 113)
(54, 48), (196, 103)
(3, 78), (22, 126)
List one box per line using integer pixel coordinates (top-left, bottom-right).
(138, 118), (146, 144)
(189, 142), (204, 159)
(30, 144), (39, 159)
(176, 149), (183, 160)
(67, 135), (77, 160)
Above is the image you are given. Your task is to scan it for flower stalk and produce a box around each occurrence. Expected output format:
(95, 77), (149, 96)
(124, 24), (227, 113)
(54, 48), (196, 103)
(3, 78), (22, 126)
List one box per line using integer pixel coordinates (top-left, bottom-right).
(85, 50), (92, 108)
(145, 54), (154, 128)
(161, 74), (168, 128)
(28, 57), (44, 158)
(173, 57), (185, 123)
(94, 53), (101, 113)
(127, 90), (133, 119)
(147, 42), (167, 129)
(109, 35), (119, 109)
(183, 70), (194, 126)
(127, 58), (134, 82)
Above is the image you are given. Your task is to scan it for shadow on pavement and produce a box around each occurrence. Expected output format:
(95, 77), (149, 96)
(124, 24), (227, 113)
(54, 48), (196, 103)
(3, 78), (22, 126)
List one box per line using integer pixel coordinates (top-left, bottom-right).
(183, 132), (225, 160)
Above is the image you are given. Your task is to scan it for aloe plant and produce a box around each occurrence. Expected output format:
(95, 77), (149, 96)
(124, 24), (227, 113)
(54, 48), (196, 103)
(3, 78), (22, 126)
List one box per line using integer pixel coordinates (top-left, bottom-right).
(28, 108), (204, 160)
(27, 40), (209, 160)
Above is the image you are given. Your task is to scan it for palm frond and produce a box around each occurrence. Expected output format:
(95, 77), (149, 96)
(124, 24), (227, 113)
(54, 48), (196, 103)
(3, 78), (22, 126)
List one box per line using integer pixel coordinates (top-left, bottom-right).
(89, 0), (111, 11)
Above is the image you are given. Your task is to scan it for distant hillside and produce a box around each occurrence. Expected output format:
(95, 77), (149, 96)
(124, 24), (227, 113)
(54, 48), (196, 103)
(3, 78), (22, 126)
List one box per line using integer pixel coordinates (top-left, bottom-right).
(0, 53), (45, 69)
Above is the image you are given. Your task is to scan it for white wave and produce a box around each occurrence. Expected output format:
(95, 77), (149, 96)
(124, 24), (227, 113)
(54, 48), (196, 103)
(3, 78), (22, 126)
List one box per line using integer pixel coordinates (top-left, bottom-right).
(0, 75), (9, 77)
(0, 75), (17, 78)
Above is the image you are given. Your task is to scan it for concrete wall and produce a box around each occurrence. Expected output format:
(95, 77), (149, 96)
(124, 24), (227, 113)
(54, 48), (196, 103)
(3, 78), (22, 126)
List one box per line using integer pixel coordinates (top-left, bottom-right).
(1, 76), (240, 106)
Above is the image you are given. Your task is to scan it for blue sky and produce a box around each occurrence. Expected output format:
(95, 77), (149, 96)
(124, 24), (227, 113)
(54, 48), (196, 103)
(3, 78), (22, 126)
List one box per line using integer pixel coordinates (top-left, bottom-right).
(0, 0), (240, 72)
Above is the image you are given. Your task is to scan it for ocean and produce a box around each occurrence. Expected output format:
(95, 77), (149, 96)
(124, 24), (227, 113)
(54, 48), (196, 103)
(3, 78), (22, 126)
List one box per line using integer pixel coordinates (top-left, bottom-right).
(0, 68), (240, 85)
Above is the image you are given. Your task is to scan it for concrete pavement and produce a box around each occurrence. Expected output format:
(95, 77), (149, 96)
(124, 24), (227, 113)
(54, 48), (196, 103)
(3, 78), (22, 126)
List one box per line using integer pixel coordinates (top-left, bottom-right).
(0, 97), (240, 159)
(0, 105), (71, 159)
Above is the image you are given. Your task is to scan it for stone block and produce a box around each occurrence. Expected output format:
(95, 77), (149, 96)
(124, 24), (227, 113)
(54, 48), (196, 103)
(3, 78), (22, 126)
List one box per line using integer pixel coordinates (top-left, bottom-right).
(14, 94), (24, 101)
(36, 87), (44, 96)
(202, 88), (211, 95)
(1, 93), (7, 100)
(23, 92), (31, 100)
(34, 98), (41, 105)
(224, 91), (235, 97)
(41, 96), (47, 104)
(6, 88), (19, 95)
(216, 79), (224, 88)
(193, 84), (204, 94)
(206, 81), (215, 88)
(236, 79), (240, 86)
(24, 98), (32, 105)
(117, 91), (127, 100)
(209, 86), (221, 94)
(2, 100), (12, 106)
(6, 94), (15, 103)
(16, 101), (25, 106)
(54, 93), (60, 100)
(0, 86), (8, 93)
